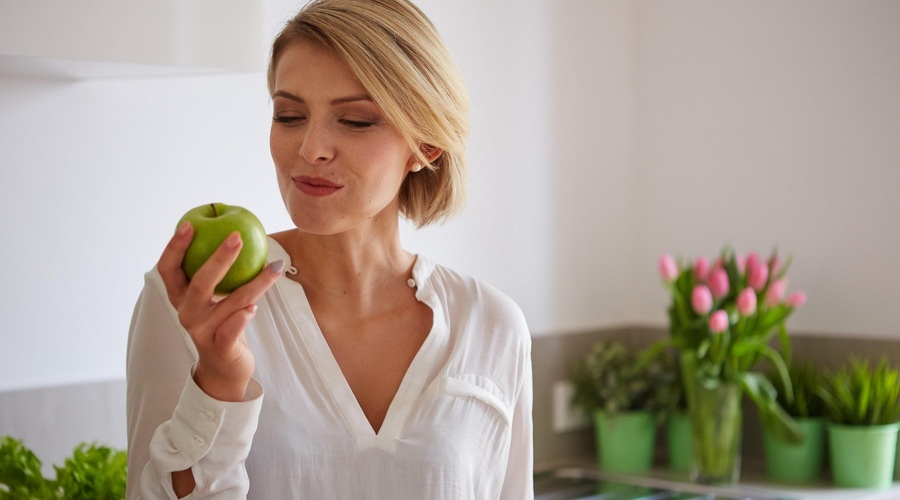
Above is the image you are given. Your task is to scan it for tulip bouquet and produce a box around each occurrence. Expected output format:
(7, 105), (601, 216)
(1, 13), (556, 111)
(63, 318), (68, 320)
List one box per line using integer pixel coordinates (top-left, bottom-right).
(659, 248), (808, 450)
(659, 249), (806, 377)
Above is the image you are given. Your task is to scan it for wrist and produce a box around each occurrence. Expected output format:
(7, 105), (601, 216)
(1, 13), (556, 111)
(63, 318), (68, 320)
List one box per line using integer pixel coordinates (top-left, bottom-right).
(193, 365), (249, 402)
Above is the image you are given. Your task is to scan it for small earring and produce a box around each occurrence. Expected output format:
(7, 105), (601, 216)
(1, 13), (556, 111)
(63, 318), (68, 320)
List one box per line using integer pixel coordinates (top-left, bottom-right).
(411, 164), (423, 173)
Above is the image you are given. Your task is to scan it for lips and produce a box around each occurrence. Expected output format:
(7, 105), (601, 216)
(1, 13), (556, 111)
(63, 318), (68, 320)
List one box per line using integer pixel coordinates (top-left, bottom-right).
(293, 175), (343, 197)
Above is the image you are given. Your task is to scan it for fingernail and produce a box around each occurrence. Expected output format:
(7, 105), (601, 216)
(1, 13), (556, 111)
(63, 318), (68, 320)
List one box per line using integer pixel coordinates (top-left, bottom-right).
(225, 232), (242, 249)
(176, 221), (192, 236)
(269, 259), (285, 275)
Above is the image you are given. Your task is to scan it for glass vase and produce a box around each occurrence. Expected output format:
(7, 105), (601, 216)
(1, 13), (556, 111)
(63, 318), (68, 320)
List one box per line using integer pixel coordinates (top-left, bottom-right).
(686, 378), (743, 484)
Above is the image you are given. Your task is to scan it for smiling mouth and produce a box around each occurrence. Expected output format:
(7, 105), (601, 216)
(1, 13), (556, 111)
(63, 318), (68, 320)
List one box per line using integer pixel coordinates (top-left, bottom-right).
(293, 176), (343, 196)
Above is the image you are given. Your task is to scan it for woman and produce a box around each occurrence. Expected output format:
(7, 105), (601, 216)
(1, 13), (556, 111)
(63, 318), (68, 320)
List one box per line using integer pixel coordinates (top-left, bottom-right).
(126, 0), (533, 498)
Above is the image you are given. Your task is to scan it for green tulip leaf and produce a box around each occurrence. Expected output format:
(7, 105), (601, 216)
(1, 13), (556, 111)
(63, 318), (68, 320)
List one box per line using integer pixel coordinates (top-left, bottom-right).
(739, 372), (804, 444)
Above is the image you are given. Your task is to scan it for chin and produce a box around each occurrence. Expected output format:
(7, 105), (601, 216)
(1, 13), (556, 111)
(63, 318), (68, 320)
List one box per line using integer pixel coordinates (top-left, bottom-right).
(287, 209), (344, 236)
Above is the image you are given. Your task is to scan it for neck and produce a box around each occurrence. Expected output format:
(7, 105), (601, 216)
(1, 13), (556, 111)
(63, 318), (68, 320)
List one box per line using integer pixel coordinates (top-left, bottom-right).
(275, 220), (415, 304)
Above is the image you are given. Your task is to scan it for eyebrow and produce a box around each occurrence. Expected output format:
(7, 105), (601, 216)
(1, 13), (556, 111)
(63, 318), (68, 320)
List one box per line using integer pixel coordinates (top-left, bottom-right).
(271, 90), (373, 106)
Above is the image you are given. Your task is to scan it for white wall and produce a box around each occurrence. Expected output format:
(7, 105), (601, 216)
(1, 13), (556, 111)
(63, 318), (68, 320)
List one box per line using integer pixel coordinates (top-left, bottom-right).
(630, 0), (900, 337)
(403, 0), (640, 335)
(1, 0), (898, 392)
(0, 73), (293, 391)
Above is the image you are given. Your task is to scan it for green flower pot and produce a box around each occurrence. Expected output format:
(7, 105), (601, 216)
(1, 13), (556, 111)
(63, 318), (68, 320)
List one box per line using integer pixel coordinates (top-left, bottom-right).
(593, 410), (656, 473)
(896, 435), (900, 480)
(666, 411), (692, 473)
(828, 422), (900, 489)
(763, 417), (825, 484)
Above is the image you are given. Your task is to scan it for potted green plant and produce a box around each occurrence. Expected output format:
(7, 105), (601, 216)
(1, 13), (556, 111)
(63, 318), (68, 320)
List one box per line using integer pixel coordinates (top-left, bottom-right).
(639, 345), (692, 473)
(817, 356), (900, 489)
(763, 363), (828, 483)
(570, 340), (676, 474)
(0, 436), (127, 499)
(658, 248), (806, 484)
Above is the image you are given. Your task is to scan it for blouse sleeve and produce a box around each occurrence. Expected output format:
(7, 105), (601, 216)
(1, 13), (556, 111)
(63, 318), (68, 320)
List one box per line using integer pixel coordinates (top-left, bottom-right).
(126, 268), (263, 499)
(500, 332), (534, 499)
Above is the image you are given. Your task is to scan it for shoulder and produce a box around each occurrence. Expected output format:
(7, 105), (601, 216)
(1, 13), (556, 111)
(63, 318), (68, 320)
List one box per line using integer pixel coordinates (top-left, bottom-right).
(419, 258), (533, 405)
(418, 257), (530, 347)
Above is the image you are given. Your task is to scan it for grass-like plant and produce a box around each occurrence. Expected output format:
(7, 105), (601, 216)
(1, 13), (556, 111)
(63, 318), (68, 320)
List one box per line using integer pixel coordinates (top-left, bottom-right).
(768, 362), (827, 419)
(817, 356), (900, 426)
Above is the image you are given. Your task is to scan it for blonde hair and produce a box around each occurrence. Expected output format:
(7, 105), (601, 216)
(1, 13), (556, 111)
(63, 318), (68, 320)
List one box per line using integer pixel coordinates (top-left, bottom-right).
(268, 0), (469, 227)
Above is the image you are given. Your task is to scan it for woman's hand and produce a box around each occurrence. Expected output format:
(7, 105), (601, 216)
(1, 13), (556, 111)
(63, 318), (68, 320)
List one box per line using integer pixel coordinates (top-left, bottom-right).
(157, 221), (283, 402)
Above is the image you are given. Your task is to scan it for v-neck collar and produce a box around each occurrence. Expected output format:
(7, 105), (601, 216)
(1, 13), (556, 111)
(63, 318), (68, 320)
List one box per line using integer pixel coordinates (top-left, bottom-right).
(266, 237), (448, 440)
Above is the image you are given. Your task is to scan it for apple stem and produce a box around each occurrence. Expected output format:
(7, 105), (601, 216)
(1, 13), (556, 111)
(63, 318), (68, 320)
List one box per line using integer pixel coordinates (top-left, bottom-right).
(210, 203), (218, 217)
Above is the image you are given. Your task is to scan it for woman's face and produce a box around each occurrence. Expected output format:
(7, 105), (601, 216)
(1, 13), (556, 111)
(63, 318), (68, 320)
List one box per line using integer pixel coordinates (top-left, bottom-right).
(270, 41), (417, 236)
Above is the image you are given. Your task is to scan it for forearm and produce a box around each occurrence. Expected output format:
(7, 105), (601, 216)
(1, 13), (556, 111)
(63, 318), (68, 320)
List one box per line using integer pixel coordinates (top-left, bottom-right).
(137, 370), (263, 499)
(127, 269), (263, 499)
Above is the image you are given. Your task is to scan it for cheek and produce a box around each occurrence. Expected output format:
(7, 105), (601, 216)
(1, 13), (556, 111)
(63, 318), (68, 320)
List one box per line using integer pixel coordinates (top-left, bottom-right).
(270, 132), (295, 198)
(367, 151), (409, 191)
(269, 129), (288, 167)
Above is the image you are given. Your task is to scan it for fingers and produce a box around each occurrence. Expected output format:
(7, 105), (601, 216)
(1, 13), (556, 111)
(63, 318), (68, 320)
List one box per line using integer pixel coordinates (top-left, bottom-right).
(178, 254), (282, 338)
(157, 224), (250, 308)
(192, 304), (258, 402)
(192, 304), (256, 359)
(215, 304), (258, 347)
(206, 259), (284, 327)
(189, 231), (244, 298)
(157, 221), (194, 304)
(177, 231), (243, 330)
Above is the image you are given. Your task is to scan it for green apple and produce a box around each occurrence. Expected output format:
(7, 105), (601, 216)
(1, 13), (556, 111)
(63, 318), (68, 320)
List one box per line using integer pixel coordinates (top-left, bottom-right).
(178, 202), (269, 294)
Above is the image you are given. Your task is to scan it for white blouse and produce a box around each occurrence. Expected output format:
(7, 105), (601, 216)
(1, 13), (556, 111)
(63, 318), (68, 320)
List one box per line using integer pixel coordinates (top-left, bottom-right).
(126, 238), (534, 499)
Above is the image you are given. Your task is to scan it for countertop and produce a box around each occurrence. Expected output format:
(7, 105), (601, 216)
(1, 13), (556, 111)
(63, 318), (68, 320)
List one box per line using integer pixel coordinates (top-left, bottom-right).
(536, 456), (900, 499)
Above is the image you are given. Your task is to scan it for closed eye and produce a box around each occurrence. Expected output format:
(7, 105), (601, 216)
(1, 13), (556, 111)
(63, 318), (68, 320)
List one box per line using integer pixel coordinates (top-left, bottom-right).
(273, 115), (304, 125)
(340, 119), (375, 129)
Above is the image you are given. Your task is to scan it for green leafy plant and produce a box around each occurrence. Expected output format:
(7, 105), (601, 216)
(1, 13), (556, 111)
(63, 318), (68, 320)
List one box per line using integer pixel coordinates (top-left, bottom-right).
(570, 340), (680, 421)
(817, 356), (900, 426)
(0, 437), (57, 499)
(768, 362), (827, 419)
(638, 344), (691, 416)
(0, 437), (126, 500)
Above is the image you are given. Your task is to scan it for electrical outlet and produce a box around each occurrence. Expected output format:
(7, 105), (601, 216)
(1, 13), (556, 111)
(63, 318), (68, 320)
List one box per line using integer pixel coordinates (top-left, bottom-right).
(552, 380), (590, 433)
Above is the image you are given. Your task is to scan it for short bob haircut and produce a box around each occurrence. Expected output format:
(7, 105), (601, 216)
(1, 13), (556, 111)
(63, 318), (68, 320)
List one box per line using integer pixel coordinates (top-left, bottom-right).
(268, 0), (470, 228)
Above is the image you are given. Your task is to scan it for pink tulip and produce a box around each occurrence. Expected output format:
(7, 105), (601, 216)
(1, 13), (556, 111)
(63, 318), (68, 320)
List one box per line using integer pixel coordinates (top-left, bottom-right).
(786, 291), (807, 307)
(659, 254), (679, 282)
(691, 285), (713, 315)
(748, 263), (769, 292)
(737, 288), (757, 316)
(745, 252), (761, 275)
(709, 268), (730, 298)
(765, 279), (786, 307)
(713, 257), (724, 272)
(709, 310), (729, 333)
(694, 256), (711, 282)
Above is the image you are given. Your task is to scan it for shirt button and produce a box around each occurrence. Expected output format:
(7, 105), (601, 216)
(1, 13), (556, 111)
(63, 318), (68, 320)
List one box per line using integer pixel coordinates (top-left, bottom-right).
(201, 410), (215, 422)
(193, 435), (206, 447)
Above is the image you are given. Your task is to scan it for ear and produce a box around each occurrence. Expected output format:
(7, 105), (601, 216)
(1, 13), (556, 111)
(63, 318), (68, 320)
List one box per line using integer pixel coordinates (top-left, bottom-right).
(419, 143), (443, 164)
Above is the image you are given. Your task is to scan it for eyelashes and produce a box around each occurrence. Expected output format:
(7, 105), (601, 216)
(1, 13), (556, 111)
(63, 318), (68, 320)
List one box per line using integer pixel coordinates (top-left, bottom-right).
(271, 116), (376, 129)
(339, 119), (375, 129)
(272, 115), (301, 124)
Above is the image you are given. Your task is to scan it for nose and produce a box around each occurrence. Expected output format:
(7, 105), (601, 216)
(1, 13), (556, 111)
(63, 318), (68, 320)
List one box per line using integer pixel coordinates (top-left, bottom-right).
(298, 118), (335, 165)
